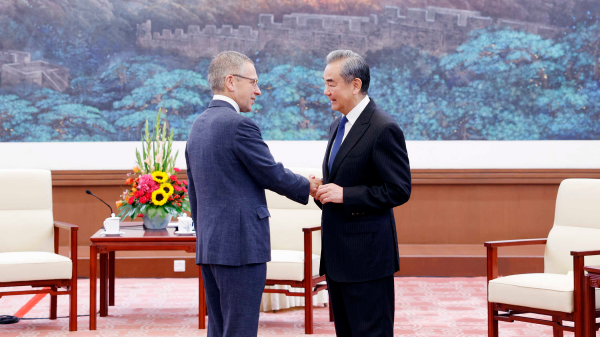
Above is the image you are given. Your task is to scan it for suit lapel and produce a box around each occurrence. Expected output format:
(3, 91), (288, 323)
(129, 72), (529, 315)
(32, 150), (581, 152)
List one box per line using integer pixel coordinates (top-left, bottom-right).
(323, 117), (340, 183)
(328, 100), (376, 181)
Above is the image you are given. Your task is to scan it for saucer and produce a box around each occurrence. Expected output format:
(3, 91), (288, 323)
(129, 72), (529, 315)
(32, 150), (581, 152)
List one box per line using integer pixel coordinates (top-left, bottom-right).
(102, 231), (125, 236)
(174, 230), (195, 235)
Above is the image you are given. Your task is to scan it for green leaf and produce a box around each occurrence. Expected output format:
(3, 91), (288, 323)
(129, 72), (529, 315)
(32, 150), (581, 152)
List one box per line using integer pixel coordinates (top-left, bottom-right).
(156, 207), (166, 219)
(147, 207), (157, 218)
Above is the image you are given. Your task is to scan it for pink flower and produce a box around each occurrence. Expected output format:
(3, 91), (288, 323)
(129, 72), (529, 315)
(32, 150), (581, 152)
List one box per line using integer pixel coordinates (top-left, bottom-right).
(137, 174), (159, 194)
(173, 168), (181, 172)
(174, 185), (182, 191)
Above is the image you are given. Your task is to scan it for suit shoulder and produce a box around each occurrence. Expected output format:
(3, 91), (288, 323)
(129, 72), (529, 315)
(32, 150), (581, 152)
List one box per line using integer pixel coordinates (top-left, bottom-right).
(370, 107), (400, 130)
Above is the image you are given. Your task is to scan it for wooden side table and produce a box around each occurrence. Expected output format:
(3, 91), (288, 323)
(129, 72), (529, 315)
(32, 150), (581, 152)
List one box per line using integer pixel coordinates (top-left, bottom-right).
(583, 266), (600, 336)
(89, 224), (206, 330)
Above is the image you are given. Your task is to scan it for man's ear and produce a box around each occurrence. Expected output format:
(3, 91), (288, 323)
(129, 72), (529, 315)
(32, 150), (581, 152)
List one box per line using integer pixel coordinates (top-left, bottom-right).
(352, 78), (363, 95)
(224, 75), (235, 92)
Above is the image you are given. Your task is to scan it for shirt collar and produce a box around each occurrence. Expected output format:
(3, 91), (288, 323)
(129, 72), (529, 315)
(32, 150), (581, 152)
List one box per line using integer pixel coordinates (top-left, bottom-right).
(344, 95), (370, 125)
(213, 95), (240, 114)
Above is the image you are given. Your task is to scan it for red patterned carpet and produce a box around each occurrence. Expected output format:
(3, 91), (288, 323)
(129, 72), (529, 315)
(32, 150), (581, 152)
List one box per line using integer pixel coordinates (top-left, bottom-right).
(0, 277), (567, 336)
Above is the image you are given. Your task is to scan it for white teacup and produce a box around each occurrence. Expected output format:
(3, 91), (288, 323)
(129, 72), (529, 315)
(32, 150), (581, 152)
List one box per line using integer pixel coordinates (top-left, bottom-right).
(178, 214), (194, 233)
(104, 214), (120, 234)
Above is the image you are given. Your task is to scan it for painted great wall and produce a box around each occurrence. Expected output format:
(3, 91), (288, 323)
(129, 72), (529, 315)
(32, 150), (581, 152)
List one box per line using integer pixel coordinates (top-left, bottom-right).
(136, 6), (561, 57)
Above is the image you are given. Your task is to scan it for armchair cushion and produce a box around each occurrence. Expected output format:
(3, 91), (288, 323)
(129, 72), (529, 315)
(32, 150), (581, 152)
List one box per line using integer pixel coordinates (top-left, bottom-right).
(267, 250), (320, 281)
(489, 273), (600, 313)
(0, 252), (72, 283)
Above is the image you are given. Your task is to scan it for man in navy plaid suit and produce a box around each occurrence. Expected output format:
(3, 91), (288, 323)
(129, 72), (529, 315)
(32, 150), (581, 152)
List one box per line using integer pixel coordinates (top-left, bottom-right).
(186, 51), (322, 337)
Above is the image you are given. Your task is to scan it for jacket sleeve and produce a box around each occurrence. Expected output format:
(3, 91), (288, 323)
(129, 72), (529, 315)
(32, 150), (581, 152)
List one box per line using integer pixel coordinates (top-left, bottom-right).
(343, 122), (411, 215)
(233, 117), (310, 205)
(185, 145), (198, 230)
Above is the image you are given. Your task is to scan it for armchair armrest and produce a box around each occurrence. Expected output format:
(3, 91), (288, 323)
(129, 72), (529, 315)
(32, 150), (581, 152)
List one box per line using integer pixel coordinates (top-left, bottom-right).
(571, 250), (600, 257)
(485, 238), (547, 282)
(302, 226), (321, 233)
(484, 238), (547, 248)
(54, 221), (79, 231)
(303, 226), (321, 286)
(53, 221), (78, 277)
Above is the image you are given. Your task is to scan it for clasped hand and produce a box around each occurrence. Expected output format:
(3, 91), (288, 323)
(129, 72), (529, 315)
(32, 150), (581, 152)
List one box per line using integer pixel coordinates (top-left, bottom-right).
(309, 175), (343, 204)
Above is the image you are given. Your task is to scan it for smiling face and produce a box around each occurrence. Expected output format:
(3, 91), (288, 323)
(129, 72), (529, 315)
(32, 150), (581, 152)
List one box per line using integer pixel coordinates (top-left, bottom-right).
(323, 60), (362, 115)
(229, 61), (261, 113)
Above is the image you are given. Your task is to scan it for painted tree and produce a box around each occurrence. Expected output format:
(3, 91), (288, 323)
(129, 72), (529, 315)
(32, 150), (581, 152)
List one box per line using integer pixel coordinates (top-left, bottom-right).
(439, 27), (597, 140)
(0, 95), (42, 141)
(100, 56), (169, 93)
(250, 64), (333, 140)
(112, 69), (211, 140)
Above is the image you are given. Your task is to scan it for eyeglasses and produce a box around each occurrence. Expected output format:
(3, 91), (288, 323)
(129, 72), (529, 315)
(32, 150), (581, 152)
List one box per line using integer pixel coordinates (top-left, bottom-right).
(231, 74), (259, 88)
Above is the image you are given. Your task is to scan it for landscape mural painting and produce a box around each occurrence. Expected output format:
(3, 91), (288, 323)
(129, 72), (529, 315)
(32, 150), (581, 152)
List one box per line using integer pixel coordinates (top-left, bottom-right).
(0, 0), (598, 142)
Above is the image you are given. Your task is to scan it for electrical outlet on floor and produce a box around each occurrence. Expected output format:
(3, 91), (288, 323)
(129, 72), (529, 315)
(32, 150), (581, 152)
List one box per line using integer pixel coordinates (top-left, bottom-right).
(174, 260), (185, 272)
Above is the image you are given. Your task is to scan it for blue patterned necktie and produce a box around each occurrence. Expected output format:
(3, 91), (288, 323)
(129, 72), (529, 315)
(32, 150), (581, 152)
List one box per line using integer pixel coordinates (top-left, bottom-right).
(329, 116), (348, 172)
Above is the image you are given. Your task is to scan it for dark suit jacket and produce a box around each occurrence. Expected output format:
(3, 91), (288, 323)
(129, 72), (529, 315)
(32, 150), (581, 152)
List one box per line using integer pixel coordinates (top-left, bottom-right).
(186, 100), (310, 266)
(317, 99), (411, 282)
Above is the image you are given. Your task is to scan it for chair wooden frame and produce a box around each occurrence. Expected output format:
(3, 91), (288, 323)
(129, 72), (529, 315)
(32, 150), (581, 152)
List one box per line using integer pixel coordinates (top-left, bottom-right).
(583, 264), (600, 337)
(485, 239), (600, 337)
(0, 221), (78, 331)
(263, 225), (332, 334)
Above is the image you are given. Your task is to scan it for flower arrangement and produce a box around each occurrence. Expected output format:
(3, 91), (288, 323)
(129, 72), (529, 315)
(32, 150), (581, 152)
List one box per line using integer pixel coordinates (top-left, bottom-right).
(116, 109), (190, 223)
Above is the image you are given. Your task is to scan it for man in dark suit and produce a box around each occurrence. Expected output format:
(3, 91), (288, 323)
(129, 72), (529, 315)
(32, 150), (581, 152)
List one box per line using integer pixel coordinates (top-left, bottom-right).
(185, 51), (322, 337)
(314, 50), (412, 336)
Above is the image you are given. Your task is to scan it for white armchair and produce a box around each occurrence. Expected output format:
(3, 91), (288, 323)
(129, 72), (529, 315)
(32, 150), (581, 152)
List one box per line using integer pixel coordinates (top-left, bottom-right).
(0, 169), (78, 331)
(262, 167), (330, 334)
(486, 179), (600, 337)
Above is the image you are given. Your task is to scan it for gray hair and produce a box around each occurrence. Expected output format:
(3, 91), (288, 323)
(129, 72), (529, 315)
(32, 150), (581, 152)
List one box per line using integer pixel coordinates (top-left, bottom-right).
(208, 51), (253, 93)
(326, 50), (370, 94)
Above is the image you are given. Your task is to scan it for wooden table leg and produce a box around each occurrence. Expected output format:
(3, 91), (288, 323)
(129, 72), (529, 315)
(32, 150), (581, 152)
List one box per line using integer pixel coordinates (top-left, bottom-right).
(585, 275), (595, 337)
(90, 245), (97, 330)
(198, 265), (206, 329)
(99, 252), (108, 317)
(109, 251), (115, 306)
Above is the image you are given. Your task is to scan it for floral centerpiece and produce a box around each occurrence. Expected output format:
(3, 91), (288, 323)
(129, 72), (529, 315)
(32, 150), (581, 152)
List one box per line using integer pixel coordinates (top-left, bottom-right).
(116, 109), (190, 229)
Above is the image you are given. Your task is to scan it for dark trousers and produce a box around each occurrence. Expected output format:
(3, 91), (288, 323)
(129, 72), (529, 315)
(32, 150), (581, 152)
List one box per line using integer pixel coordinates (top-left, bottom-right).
(326, 275), (395, 337)
(201, 263), (267, 337)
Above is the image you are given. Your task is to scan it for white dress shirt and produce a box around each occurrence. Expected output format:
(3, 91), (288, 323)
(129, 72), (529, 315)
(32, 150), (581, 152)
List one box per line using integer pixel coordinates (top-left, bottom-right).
(213, 95), (240, 114)
(329, 95), (370, 161)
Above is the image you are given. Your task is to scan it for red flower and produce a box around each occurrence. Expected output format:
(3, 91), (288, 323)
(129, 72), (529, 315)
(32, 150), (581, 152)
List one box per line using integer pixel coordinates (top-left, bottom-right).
(182, 187), (187, 193)
(145, 193), (152, 200)
(137, 213), (144, 218)
(127, 197), (134, 205)
(134, 190), (144, 198)
(173, 168), (181, 172)
(168, 196), (174, 201)
(170, 175), (178, 181)
(139, 197), (148, 204)
(182, 180), (188, 185)
(174, 185), (182, 191)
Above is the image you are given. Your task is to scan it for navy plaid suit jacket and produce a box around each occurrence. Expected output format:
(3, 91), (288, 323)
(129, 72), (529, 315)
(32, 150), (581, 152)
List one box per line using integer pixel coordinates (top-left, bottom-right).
(185, 100), (310, 266)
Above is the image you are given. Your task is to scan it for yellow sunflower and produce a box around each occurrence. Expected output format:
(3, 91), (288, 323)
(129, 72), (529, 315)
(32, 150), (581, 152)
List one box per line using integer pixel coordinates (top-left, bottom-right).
(152, 171), (168, 183)
(151, 189), (169, 206)
(160, 182), (174, 195)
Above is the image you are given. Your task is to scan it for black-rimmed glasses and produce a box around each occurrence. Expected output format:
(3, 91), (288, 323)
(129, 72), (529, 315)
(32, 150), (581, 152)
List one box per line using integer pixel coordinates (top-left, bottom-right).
(231, 74), (259, 88)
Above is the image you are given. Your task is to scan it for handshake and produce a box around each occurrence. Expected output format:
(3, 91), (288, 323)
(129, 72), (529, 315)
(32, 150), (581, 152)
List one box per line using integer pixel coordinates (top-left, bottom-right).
(308, 175), (343, 204)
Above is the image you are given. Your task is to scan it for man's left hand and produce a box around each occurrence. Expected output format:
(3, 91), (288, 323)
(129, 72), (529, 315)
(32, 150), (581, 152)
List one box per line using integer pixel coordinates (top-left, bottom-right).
(315, 183), (343, 204)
